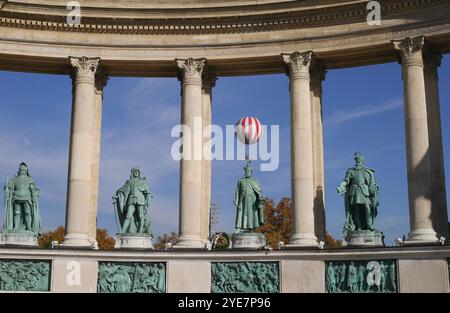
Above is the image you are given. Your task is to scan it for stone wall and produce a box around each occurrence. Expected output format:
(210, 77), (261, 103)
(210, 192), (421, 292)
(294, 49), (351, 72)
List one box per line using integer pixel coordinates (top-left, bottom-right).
(0, 246), (448, 293)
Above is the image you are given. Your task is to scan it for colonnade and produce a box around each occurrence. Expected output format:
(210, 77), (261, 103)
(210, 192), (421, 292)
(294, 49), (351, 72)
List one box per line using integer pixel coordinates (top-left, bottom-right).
(61, 36), (448, 248)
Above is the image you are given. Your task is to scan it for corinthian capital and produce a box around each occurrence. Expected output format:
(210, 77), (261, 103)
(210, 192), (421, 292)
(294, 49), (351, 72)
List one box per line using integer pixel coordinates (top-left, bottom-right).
(70, 56), (100, 85)
(176, 58), (206, 86)
(392, 36), (425, 67)
(282, 51), (313, 81)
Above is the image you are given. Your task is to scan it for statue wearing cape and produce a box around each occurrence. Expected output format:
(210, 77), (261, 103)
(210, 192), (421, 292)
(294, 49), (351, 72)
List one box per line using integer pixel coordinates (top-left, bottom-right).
(337, 153), (379, 234)
(233, 161), (265, 232)
(113, 168), (152, 235)
(3, 163), (42, 235)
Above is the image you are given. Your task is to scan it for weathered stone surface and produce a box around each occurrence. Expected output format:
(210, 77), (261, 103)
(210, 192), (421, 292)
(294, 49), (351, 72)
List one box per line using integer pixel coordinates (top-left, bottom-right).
(398, 259), (448, 293)
(345, 230), (384, 248)
(231, 232), (266, 250)
(167, 260), (210, 293)
(281, 260), (324, 293)
(114, 234), (154, 250)
(3, 231), (38, 247)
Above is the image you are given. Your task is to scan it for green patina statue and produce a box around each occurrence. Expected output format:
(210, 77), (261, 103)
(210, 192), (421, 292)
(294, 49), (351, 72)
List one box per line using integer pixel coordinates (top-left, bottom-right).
(112, 167), (153, 235)
(3, 163), (42, 235)
(233, 161), (265, 233)
(337, 152), (379, 234)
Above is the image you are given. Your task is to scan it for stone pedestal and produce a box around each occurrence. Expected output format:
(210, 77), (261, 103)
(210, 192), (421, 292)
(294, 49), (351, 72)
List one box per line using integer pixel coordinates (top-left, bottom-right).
(231, 232), (266, 250)
(2, 230), (38, 247)
(344, 230), (383, 248)
(114, 233), (154, 250)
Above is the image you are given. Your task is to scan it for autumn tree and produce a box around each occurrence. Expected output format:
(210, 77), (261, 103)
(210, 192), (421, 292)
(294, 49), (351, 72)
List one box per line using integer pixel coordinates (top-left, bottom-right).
(38, 226), (115, 250)
(154, 231), (178, 250)
(38, 226), (65, 248)
(96, 228), (115, 250)
(256, 197), (292, 249)
(324, 232), (342, 249)
(255, 197), (341, 249)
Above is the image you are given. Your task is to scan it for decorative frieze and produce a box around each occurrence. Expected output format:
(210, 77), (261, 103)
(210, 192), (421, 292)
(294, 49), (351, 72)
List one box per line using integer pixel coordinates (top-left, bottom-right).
(0, 0), (441, 35)
(0, 260), (51, 292)
(97, 262), (166, 293)
(325, 260), (397, 293)
(211, 262), (279, 293)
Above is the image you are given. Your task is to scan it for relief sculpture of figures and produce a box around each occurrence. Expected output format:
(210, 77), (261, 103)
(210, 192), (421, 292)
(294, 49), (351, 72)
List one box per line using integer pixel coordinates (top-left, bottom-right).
(325, 260), (397, 293)
(211, 262), (279, 293)
(113, 167), (152, 235)
(337, 152), (383, 247)
(97, 262), (165, 293)
(0, 260), (50, 291)
(3, 163), (42, 245)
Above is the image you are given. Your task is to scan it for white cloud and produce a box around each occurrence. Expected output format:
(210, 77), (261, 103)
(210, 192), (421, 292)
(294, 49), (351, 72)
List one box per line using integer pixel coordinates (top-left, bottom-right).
(324, 98), (402, 127)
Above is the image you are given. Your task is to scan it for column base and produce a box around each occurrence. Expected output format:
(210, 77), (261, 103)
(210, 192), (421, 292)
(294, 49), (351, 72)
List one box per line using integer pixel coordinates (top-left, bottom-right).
(173, 235), (205, 249)
(60, 233), (93, 249)
(404, 228), (438, 245)
(286, 233), (318, 248)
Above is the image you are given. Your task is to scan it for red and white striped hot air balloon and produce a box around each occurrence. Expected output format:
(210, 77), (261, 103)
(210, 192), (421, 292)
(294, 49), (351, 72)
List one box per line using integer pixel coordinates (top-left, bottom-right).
(235, 116), (263, 145)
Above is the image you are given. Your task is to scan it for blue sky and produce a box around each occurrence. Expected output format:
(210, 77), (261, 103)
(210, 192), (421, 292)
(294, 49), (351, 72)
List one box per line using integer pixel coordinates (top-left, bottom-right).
(0, 56), (449, 246)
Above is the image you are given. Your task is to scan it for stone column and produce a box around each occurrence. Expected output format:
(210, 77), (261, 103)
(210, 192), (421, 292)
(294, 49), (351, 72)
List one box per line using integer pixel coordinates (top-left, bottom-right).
(63, 56), (100, 248)
(393, 37), (437, 244)
(175, 58), (206, 249)
(283, 51), (318, 247)
(423, 47), (449, 239)
(200, 69), (216, 243)
(310, 62), (327, 242)
(87, 72), (108, 244)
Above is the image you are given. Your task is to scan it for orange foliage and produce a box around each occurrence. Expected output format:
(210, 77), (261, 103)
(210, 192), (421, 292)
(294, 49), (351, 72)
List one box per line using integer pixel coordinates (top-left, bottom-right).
(256, 197), (292, 248)
(38, 226), (115, 250)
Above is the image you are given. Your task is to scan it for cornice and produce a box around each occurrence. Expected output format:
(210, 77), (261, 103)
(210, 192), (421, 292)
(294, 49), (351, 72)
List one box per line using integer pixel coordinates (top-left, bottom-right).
(0, 0), (442, 35)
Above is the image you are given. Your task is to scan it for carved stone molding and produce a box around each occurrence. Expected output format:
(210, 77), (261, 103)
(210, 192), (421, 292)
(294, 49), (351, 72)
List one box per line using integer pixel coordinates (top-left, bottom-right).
(177, 58), (206, 87)
(70, 56), (101, 85)
(0, 0), (442, 35)
(282, 51), (313, 81)
(392, 36), (425, 67)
